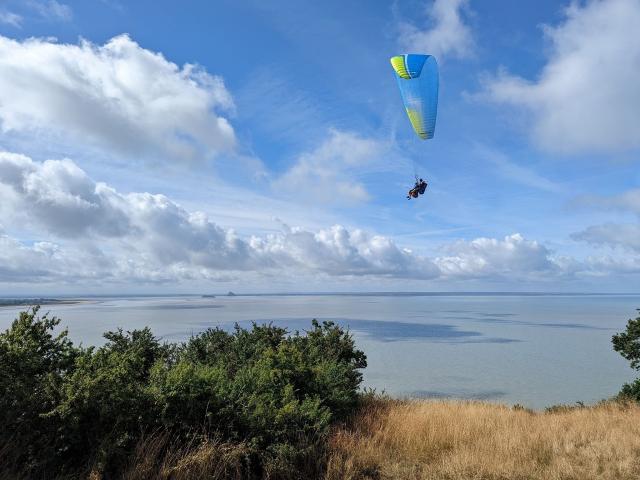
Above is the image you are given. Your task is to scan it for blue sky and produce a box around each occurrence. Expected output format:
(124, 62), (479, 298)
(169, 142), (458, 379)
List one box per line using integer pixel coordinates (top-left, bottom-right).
(0, 0), (638, 294)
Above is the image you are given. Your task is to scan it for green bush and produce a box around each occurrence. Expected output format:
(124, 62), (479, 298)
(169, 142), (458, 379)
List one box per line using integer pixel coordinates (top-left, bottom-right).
(618, 378), (640, 400)
(612, 309), (640, 401)
(0, 306), (78, 475)
(51, 328), (171, 474)
(0, 309), (366, 479)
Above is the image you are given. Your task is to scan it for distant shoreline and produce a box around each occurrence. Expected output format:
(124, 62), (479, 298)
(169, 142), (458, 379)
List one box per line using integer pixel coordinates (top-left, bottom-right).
(0, 298), (87, 307)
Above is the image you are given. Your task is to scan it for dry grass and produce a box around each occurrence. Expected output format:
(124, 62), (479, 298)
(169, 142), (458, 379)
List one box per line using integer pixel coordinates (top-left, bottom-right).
(73, 399), (640, 479)
(90, 432), (250, 480)
(325, 399), (640, 480)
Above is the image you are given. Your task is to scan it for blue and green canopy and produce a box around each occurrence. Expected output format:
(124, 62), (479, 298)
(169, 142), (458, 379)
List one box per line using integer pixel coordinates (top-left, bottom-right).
(390, 54), (439, 140)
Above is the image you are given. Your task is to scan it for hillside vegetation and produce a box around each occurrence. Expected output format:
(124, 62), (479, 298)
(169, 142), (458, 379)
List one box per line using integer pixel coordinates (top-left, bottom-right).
(118, 398), (640, 480)
(2, 307), (640, 479)
(325, 398), (640, 480)
(0, 307), (366, 479)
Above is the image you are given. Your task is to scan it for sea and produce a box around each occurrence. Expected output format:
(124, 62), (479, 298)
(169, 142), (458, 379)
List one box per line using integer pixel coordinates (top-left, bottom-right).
(1, 292), (639, 410)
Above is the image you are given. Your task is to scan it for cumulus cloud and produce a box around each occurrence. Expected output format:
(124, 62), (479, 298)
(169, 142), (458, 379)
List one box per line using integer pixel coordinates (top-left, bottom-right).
(0, 34), (235, 161)
(434, 233), (640, 280)
(0, 152), (257, 270)
(434, 233), (567, 279)
(480, 0), (640, 154)
(0, 228), (117, 283)
(0, 152), (440, 282)
(0, 234), (58, 282)
(398, 0), (474, 59)
(273, 130), (388, 204)
(0, 152), (132, 237)
(1, 152), (636, 285)
(251, 224), (440, 279)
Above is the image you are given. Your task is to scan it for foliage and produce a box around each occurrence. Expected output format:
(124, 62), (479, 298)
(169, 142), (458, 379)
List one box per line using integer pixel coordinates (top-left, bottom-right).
(0, 306), (79, 474)
(617, 379), (640, 401)
(0, 309), (366, 479)
(612, 310), (640, 401)
(612, 310), (640, 369)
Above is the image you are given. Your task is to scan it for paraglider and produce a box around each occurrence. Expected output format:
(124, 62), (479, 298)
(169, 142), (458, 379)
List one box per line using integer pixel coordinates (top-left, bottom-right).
(407, 178), (428, 200)
(389, 54), (439, 200)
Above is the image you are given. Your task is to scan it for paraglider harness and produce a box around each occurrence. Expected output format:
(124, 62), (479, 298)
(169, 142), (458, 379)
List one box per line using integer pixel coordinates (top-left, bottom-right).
(407, 176), (428, 199)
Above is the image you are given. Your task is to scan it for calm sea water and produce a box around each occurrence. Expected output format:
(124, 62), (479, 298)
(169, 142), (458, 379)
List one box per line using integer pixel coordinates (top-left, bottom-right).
(2, 293), (639, 409)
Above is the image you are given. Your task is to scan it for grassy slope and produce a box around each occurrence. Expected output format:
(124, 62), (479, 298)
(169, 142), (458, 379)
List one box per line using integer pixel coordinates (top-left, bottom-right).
(118, 398), (640, 480)
(325, 399), (640, 480)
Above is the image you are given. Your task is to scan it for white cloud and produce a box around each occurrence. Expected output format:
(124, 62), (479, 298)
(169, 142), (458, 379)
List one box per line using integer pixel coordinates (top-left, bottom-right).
(0, 152), (132, 237)
(1, 152), (637, 286)
(0, 152), (439, 282)
(0, 34), (235, 161)
(434, 233), (567, 279)
(0, 230), (115, 283)
(251, 224), (440, 279)
(399, 0), (474, 59)
(0, 10), (22, 27)
(0, 234), (57, 282)
(273, 130), (388, 204)
(583, 254), (640, 275)
(0, 152), (255, 270)
(480, 0), (640, 154)
(435, 234), (640, 280)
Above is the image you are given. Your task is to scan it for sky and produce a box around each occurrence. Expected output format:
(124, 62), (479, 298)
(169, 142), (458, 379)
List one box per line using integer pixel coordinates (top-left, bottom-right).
(0, 0), (639, 294)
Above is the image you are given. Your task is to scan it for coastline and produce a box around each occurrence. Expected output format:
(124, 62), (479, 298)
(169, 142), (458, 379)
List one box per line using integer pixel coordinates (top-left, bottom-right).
(0, 298), (89, 308)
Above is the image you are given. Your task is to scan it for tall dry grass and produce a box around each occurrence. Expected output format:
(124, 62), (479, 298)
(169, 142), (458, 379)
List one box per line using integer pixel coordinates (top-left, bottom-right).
(325, 399), (640, 480)
(89, 432), (250, 480)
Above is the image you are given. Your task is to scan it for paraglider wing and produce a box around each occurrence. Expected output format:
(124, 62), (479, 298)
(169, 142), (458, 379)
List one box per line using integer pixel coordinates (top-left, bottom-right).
(390, 54), (439, 140)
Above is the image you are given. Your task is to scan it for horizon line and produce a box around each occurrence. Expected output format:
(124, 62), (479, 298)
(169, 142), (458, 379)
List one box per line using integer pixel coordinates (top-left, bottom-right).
(2, 291), (640, 299)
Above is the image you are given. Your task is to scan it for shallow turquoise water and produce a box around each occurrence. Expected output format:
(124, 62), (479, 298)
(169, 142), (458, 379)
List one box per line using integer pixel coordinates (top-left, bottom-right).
(1, 293), (638, 409)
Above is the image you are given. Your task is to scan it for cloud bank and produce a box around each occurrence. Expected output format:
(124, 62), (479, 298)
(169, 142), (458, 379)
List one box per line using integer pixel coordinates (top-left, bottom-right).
(2, 152), (635, 286)
(0, 152), (439, 283)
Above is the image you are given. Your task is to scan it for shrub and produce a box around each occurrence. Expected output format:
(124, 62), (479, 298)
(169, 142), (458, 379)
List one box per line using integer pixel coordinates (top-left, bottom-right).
(0, 310), (366, 479)
(50, 328), (170, 475)
(0, 306), (79, 474)
(612, 309), (640, 401)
